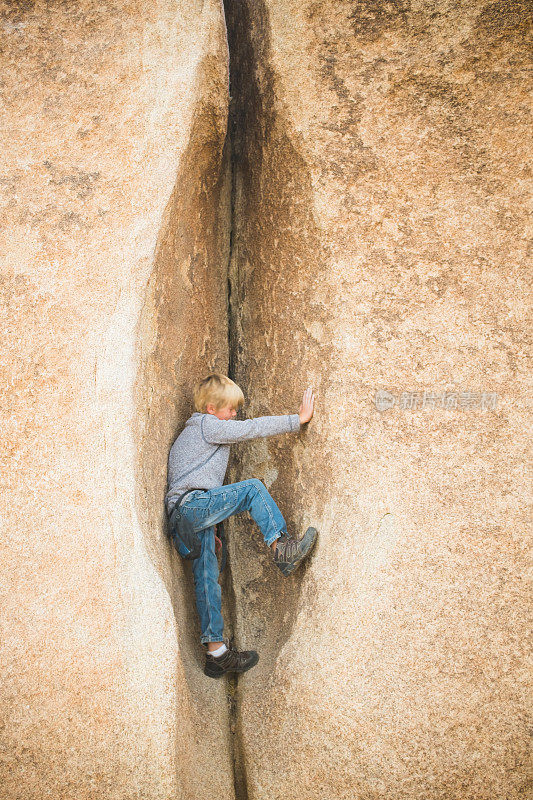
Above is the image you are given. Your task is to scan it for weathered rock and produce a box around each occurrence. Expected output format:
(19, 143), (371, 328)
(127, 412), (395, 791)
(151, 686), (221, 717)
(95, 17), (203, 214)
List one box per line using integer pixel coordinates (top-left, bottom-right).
(0, 1), (235, 797)
(224, 1), (531, 798)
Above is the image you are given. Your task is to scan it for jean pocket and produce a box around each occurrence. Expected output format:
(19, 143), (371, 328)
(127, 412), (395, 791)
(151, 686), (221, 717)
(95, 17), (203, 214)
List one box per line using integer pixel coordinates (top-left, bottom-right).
(188, 493), (211, 509)
(180, 490), (208, 507)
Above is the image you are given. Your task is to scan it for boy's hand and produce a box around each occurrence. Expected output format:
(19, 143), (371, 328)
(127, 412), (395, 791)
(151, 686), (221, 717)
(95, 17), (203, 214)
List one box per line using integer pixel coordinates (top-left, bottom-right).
(298, 387), (315, 424)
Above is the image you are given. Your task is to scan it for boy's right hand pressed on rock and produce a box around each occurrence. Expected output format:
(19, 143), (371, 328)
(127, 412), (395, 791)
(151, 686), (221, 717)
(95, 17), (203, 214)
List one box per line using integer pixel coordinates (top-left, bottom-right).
(299, 387), (315, 424)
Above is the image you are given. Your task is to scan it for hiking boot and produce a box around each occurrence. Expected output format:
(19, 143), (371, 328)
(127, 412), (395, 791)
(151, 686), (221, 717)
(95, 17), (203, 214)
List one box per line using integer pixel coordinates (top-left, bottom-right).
(272, 527), (318, 576)
(204, 641), (259, 679)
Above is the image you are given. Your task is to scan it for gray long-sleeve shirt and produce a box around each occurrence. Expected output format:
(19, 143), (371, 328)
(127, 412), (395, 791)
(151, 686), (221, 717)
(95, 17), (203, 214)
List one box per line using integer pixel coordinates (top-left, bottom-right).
(165, 411), (301, 515)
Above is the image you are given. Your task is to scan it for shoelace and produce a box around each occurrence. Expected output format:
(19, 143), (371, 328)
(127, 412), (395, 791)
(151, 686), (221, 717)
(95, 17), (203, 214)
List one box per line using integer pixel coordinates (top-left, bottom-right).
(276, 536), (299, 560)
(208, 644), (248, 668)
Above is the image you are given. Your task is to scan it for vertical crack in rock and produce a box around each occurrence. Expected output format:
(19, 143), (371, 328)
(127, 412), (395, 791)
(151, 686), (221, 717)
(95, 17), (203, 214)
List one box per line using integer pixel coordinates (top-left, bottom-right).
(220, 1), (316, 794)
(222, 0), (327, 657)
(221, 6), (250, 795)
(217, 0), (533, 797)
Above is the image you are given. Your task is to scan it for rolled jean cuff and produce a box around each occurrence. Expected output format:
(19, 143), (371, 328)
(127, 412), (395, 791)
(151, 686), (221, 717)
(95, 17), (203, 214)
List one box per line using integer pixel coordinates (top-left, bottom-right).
(201, 635), (225, 644)
(265, 529), (285, 547)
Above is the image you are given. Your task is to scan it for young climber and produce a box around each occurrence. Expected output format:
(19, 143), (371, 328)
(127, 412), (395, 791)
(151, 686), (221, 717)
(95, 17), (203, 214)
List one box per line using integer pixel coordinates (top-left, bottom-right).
(165, 373), (317, 678)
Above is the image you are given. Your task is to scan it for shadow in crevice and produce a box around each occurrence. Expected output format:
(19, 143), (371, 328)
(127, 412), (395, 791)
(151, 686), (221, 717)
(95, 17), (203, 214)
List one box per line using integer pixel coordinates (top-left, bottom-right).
(132, 88), (236, 792)
(134, 97), (230, 663)
(223, 0), (331, 681)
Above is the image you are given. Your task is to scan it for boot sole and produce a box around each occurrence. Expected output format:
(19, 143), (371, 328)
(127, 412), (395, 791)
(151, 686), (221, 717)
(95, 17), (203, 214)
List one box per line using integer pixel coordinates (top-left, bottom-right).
(280, 527), (318, 576)
(204, 651), (259, 678)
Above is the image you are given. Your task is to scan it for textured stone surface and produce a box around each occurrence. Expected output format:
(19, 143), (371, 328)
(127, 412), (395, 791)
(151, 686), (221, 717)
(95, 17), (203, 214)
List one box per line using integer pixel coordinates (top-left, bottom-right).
(2, 0), (531, 796)
(0, 1), (235, 797)
(224, 1), (532, 798)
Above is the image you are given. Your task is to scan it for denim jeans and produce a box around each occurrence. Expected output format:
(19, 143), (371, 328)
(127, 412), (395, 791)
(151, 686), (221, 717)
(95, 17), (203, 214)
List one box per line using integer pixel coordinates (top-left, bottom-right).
(177, 478), (287, 644)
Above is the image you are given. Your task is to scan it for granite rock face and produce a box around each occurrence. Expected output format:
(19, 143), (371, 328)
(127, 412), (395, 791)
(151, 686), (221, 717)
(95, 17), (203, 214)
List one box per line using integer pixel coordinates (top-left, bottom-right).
(224, 1), (531, 798)
(0, 1), (235, 798)
(1, 0), (531, 797)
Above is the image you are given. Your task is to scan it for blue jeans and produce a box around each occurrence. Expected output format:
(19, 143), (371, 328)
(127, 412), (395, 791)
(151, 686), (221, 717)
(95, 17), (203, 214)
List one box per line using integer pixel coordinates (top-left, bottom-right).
(176, 478), (287, 644)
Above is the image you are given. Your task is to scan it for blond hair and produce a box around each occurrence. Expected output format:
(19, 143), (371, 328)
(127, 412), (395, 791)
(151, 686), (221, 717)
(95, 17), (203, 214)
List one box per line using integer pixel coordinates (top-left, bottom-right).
(193, 373), (245, 413)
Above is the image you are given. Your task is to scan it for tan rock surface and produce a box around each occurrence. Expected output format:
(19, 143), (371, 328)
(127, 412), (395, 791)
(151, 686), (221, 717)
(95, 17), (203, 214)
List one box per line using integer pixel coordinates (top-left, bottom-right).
(0, 1), (235, 797)
(225, 1), (532, 798)
(2, 0), (531, 796)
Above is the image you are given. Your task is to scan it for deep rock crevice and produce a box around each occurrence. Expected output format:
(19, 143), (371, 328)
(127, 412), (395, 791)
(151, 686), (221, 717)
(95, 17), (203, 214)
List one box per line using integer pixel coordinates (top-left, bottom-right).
(221, 4), (250, 796)
(219, 2), (321, 795)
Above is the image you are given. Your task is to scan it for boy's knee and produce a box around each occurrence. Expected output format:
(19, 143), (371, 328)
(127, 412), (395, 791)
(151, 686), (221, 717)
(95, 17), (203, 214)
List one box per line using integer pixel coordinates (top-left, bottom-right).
(248, 478), (265, 492)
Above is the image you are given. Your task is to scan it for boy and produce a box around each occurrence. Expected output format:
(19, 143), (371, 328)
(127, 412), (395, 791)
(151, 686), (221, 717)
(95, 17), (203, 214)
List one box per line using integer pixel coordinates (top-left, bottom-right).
(165, 373), (317, 679)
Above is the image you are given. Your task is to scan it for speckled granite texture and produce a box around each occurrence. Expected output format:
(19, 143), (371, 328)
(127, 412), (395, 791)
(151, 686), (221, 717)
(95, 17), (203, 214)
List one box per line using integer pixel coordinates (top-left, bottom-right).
(224, 1), (532, 798)
(0, 1), (235, 797)
(1, 0), (531, 797)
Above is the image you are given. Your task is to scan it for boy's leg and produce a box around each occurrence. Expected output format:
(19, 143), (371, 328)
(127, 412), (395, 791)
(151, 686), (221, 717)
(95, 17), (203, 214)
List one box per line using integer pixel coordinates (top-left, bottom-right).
(180, 481), (302, 649)
(179, 479), (287, 549)
(190, 525), (225, 647)
(230, 479), (288, 547)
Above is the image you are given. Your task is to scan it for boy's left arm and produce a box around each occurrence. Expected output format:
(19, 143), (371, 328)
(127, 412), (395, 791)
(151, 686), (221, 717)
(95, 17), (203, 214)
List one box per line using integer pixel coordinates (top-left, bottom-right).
(201, 413), (300, 445)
